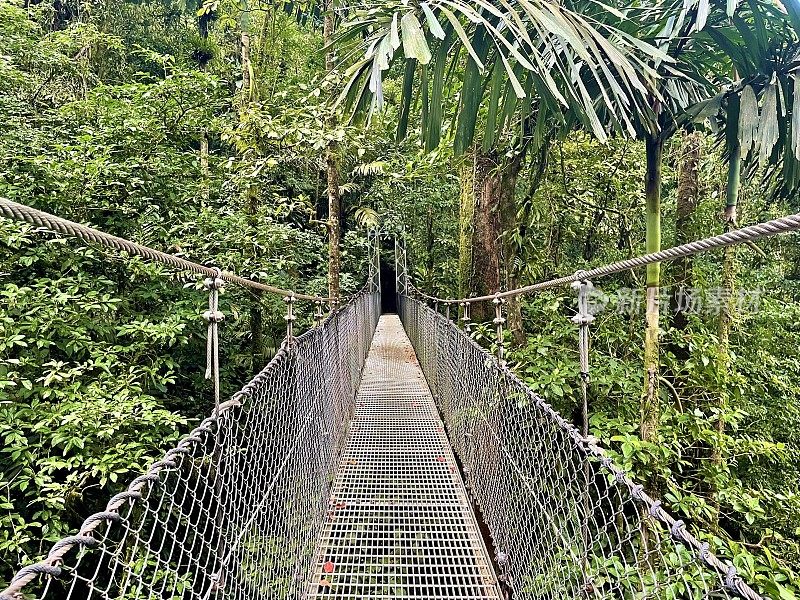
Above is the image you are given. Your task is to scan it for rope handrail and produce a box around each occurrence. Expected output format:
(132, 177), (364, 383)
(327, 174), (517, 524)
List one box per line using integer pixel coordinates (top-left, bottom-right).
(410, 211), (800, 304)
(0, 197), (336, 302)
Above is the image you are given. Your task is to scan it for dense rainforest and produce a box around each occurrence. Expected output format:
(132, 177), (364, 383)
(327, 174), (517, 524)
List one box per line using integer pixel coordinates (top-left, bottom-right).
(1, 0), (799, 596)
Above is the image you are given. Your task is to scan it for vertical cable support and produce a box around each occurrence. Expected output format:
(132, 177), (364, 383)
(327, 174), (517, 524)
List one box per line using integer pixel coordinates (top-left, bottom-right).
(493, 294), (506, 366)
(315, 300), (325, 327)
(284, 293), (297, 347)
(460, 301), (471, 333)
(570, 275), (594, 436)
(203, 268), (225, 416)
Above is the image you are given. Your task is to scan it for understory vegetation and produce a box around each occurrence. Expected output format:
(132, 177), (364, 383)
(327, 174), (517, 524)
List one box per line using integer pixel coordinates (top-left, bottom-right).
(1, 0), (799, 596)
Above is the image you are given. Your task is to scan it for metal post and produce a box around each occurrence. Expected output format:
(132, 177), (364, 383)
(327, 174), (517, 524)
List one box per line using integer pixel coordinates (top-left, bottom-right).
(394, 236), (399, 292)
(460, 301), (471, 333)
(570, 276), (594, 436)
(368, 229), (380, 294)
(401, 233), (408, 295)
(203, 268), (225, 416)
(375, 231), (381, 295)
(314, 300), (325, 327)
(493, 294), (506, 366)
(395, 237), (405, 296)
(283, 293), (297, 347)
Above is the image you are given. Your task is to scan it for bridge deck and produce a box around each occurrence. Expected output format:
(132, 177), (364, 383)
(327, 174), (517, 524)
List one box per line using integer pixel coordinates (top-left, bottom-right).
(307, 315), (501, 599)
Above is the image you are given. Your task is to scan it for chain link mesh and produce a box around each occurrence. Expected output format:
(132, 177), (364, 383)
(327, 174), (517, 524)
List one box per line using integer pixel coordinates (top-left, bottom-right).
(2, 292), (380, 600)
(399, 294), (763, 600)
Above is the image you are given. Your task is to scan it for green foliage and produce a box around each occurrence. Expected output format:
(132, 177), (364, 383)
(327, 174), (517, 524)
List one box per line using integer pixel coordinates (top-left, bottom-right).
(335, 0), (668, 154)
(0, 223), (189, 566)
(491, 133), (800, 596)
(0, 0), (798, 598)
(0, 0), (371, 584)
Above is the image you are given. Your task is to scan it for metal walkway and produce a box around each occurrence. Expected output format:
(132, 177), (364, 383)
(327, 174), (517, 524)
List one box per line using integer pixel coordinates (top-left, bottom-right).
(307, 315), (502, 599)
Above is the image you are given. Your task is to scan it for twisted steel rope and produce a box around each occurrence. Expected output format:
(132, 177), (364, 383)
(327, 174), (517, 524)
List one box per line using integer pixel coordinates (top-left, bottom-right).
(412, 212), (800, 304)
(0, 198), (334, 302)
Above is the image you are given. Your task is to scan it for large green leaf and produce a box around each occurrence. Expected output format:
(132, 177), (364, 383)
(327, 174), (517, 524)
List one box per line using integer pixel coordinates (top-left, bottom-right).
(397, 59), (417, 142)
(792, 75), (800, 161)
(438, 5), (484, 71)
(482, 57), (505, 152)
(335, 0), (670, 151)
(401, 12), (432, 64)
(454, 25), (490, 156)
(757, 79), (779, 166)
(425, 26), (455, 151)
(421, 2), (446, 40)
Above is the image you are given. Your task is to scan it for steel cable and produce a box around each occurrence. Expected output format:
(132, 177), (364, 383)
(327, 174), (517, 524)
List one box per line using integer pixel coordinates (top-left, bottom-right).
(411, 212), (800, 304)
(0, 197), (335, 302)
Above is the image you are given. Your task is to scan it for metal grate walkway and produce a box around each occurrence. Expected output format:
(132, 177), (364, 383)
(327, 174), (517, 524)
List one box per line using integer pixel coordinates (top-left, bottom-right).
(307, 315), (502, 599)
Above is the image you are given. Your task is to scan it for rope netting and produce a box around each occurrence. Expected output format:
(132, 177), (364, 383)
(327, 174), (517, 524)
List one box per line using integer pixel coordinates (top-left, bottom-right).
(398, 294), (763, 600)
(1, 291), (380, 600)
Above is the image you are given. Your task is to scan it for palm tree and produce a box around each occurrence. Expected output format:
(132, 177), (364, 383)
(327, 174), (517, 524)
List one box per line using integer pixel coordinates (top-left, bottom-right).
(334, 0), (665, 148)
(331, 0), (666, 321)
(685, 0), (800, 510)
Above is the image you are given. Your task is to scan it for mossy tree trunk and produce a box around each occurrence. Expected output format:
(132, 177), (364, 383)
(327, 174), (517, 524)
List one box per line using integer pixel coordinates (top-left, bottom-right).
(458, 160), (475, 300)
(638, 131), (664, 561)
(641, 133), (663, 447)
(324, 0), (341, 302)
(712, 137), (742, 522)
(240, 26), (263, 368)
(198, 0), (211, 207)
(671, 131), (701, 341)
(499, 159), (525, 347)
(470, 151), (502, 321)
(459, 150), (523, 327)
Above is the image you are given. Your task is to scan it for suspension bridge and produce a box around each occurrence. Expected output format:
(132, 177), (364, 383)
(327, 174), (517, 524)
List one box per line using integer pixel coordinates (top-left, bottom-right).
(2, 197), (799, 600)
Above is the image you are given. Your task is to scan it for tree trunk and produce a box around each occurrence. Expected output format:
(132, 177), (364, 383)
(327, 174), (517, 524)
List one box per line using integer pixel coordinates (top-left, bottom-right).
(469, 151), (502, 321)
(426, 206), (435, 290)
(241, 31), (251, 102)
(641, 134), (663, 444)
(638, 132), (664, 562)
(711, 140), (742, 523)
(197, 1), (211, 206)
(458, 149), (524, 333)
(671, 131), (701, 341)
(498, 157), (525, 347)
(324, 0), (341, 302)
(201, 135), (210, 206)
(240, 28), (262, 368)
(458, 160), (475, 299)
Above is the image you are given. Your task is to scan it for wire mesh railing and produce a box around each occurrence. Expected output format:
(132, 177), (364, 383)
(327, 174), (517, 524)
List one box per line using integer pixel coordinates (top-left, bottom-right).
(1, 291), (380, 600)
(398, 293), (763, 600)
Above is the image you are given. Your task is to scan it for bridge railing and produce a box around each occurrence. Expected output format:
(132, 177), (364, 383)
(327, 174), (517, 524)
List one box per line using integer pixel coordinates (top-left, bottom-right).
(2, 289), (379, 600)
(0, 199), (383, 600)
(399, 293), (762, 600)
